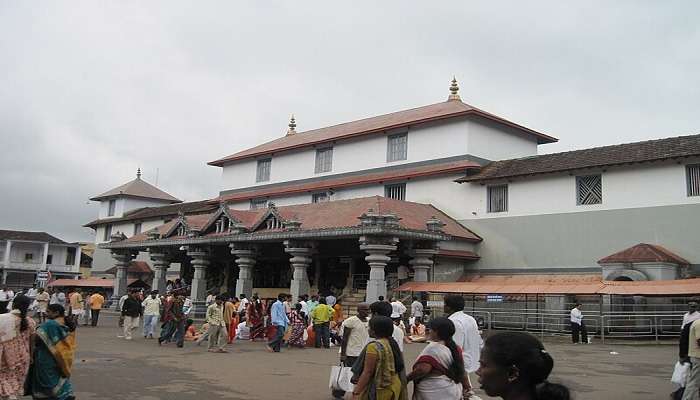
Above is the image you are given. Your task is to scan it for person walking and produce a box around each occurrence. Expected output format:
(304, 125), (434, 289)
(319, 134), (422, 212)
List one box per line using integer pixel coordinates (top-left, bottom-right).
(89, 291), (105, 327)
(410, 296), (423, 321)
(142, 291), (161, 339)
(266, 293), (289, 353)
(120, 290), (142, 340)
(223, 295), (237, 344)
(683, 299), (700, 328)
(310, 297), (335, 348)
(68, 289), (84, 324)
(206, 295), (228, 353)
(287, 303), (307, 348)
(0, 294), (35, 399)
(332, 303), (369, 399)
(444, 294), (482, 399)
(35, 287), (50, 323)
(81, 290), (92, 327)
(570, 302), (588, 344)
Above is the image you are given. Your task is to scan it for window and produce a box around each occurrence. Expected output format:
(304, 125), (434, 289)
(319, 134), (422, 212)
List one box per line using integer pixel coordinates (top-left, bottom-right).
(250, 198), (268, 210)
(107, 199), (116, 216)
(576, 175), (602, 205)
(315, 147), (333, 173)
(487, 184), (508, 213)
(24, 253), (34, 262)
(66, 248), (76, 265)
(687, 164), (700, 197)
(103, 224), (113, 241)
(46, 254), (53, 265)
(387, 133), (407, 162)
(133, 222), (142, 235)
(384, 183), (406, 200)
(256, 158), (271, 182)
(312, 192), (330, 203)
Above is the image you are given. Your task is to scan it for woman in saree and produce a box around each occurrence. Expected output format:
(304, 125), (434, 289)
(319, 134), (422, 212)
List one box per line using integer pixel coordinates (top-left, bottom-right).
(247, 296), (265, 341)
(287, 303), (306, 348)
(28, 303), (76, 400)
(352, 316), (404, 400)
(407, 317), (463, 400)
(0, 294), (35, 400)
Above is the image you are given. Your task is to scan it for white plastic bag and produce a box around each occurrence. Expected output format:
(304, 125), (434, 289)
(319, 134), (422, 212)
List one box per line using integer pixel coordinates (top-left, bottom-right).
(329, 365), (354, 392)
(672, 361), (691, 387)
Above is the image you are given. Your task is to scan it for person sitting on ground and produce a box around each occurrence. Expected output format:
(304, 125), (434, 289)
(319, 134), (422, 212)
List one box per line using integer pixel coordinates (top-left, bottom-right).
(407, 317), (464, 399)
(236, 317), (250, 340)
(408, 317), (427, 343)
(185, 319), (201, 341)
(476, 331), (570, 400)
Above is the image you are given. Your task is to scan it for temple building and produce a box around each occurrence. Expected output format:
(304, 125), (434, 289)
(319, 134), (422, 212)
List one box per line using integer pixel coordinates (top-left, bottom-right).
(87, 78), (700, 308)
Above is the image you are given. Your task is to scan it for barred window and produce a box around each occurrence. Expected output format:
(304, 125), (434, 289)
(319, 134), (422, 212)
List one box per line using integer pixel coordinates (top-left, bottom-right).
(256, 158), (271, 182)
(487, 184), (508, 213)
(133, 222), (142, 235)
(384, 183), (406, 200)
(103, 224), (113, 241)
(576, 175), (602, 205)
(387, 133), (407, 162)
(250, 198), (268, 210)
(687, 164), (700, 197)
(312, 192), (329, 203)
(108, 199), (116, 216)
(315, 148), (333, 173)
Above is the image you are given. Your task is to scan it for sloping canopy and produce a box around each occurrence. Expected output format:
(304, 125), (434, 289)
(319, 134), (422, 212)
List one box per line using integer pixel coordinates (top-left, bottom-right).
(48, 278), (148, 289)
(90, 173), (181, 203)
(598, 243), (690, 266)
(104, 261), (153, 275)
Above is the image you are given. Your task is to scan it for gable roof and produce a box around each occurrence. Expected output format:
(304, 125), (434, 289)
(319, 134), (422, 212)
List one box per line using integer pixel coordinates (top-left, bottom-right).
(208, 100), (557, 166)
(90, 175), (182, 203)
(597, 243), (690, 266)
(457, 134), (700, 183)
(0, 230), (67, 244)
(84, 200), (215, 228)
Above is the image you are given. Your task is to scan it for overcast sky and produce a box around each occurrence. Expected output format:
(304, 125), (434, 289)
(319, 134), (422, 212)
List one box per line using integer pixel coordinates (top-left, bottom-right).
(1, 1), (698, 242)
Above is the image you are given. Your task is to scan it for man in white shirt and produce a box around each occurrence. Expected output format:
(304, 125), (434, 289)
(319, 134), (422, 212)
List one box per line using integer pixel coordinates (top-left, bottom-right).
(390, 297), (407, 320)
(410, 296), (423, 320)
(26, 284), (38, 300)
(0, 285), (13, 314)
(334, 303), (370, 398)
(682, 299), (700, 328)
(570, 302), (588, 344)
(298, 295), (309, 316)
(142, 291), (162, 339)
(237, 294), (250, 315)
(236, 318), (250, 340)
(444, 294), (482, 397)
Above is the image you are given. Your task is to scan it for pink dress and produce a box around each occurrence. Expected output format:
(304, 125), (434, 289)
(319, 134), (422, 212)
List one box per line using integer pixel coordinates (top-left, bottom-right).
(0, 315), (36, 397)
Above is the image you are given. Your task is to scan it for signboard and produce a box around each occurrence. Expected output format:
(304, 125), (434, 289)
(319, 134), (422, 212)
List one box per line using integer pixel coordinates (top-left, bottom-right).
(36, 271), (50, 281)
(426, 300), (444, 308)
(486, 294), (504, 302)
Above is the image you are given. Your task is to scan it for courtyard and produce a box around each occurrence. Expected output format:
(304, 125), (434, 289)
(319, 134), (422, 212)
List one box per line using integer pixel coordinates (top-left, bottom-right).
(50, 314), (678, 400)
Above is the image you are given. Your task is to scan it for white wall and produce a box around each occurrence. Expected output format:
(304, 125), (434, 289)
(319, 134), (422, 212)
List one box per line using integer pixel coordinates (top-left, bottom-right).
(98, 197), (173, 219)
(9, 242), (44, 264)
(219, 117), (539, 193)
(462, 160), (700, 220)
(94, 219), (166, 244)
(98, 198), (124, 219)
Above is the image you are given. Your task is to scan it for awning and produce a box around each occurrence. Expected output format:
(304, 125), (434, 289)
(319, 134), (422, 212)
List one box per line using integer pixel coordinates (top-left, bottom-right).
(47, 278), (148, 289)
(397, 277), (700, 296)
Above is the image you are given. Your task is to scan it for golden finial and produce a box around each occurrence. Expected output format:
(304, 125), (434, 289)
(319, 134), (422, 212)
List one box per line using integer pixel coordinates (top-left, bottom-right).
(448, 76), (461, 101)
(136, 168), (141, 179)
(286, 114), (296, 136)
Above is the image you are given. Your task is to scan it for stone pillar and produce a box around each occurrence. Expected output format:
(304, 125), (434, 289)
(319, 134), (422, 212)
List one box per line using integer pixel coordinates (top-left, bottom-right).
(346, 258), (356, 290)
(409, 247), (438, 282)
(186, 247), (210, 302)
(231, 244), (256, 298)
(284, 241), (313, 301)
(110, 251), (135, 306)
(149, 250), (171, 293)
(360, 236), (398, 303)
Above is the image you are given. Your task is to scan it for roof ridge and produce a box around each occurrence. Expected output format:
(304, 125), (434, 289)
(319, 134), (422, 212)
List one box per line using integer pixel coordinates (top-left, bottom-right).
(532, 133), (700, 159)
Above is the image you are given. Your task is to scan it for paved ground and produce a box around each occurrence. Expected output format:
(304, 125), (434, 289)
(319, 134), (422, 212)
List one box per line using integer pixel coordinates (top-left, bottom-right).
(35, 314), (678, 400)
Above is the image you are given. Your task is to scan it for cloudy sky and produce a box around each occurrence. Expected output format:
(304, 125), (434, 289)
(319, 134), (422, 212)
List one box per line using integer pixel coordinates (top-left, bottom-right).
(1, 1), (698, 242)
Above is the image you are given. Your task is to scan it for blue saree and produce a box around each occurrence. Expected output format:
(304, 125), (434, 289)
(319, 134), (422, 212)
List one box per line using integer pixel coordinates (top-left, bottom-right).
(29, 319), (76, 399)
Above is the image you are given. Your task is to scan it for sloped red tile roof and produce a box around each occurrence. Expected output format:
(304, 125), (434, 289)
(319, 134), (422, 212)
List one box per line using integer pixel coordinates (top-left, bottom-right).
(436, 249), (480, 260)
(209, 100), (556, 166)
(127, 196), (481, 242)
(104, 261), (154, 275)
(215, 159), (481, 203)
(597, 243), (690, 265)
(90, 176), (182, 203)
(84, 200), (216, 228)
(0, 230), (67, 244)
(458, 134), (700, 182)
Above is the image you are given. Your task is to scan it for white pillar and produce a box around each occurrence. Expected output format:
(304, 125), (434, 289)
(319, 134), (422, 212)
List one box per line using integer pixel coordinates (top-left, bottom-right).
(3, 240), (10, 269)
(231, 245), (256, 298)
(149, 251), (170, 293)
(186, 248), (210, 302)
(73, 245), (81, 274)
(41, 242), (49, 271)
(360, 236), (398, 303)
(284, 241), (312, 301)
(409, 248), (438, 282)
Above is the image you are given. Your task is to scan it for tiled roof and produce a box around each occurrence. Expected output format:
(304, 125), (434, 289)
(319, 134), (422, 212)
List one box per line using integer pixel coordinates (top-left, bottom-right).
(597, 243), (690, 265)
(209, 100), (556, 166)
(436, 249), (480, 260)
(127, 196), (481, 242)
(104, 261), (154, 275)
(0, 230), (67, 244)
(215, 159), (481, 203)
(84, 200), (216, 228)
(457, 134), (700, 182)
(90, 176), (182, 203)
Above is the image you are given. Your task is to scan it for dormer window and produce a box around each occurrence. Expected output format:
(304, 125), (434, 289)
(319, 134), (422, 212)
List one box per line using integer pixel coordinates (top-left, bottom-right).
(108, 199), (116, 216)
(387, 133), (407, 162)
(265, 216), (283, 230)
(256, 158), (271, 182)
(177, 225), (187, 236)
(215, 216), (231, 233)
(315, 147), (333, 173)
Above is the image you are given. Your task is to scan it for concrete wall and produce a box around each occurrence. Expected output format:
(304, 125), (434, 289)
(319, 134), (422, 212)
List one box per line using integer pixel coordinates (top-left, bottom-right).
(465, 203), (700, 273)
(98, 197), (173, 219)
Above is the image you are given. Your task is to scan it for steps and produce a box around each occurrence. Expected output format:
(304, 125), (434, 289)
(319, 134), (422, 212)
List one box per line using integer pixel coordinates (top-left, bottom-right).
(340, 289), (366, 317)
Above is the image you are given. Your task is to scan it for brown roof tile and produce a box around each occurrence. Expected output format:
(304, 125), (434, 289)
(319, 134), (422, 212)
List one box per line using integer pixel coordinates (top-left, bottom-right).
(90, 176), (182, 203)
(0, 230), (67, 244)
(458, 134), (700, 182)
(597, 243), (690, 265)
(104, 261), (154, 275)
(209, 100), (556, 166)
(84, 200), (216, 228)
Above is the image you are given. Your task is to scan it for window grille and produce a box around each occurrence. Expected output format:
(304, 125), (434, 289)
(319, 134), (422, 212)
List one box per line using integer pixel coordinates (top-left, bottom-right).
(315, 148), (333, 173)
(312, 192), (329, 203)
(387, 133), (407, 162)
(250, 198), (268, 210)
(487, 184), (508, 213)
(108, 199), (116, 216)
(133, 223), (142, 236)
(384, 183), (406, 200)
(256, 158), (271, 182)
(103, 225), (113, 241)
(576, 175), (602, 205)
(66, 248), (76, 265)
(687, 164), (700, 197)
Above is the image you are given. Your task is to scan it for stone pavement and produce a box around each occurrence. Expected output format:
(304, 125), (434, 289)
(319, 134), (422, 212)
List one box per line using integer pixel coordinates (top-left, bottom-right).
(40, 314), (678, 400)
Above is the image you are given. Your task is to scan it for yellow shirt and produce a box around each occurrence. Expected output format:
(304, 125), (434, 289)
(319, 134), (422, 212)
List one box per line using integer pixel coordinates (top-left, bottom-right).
(310, 304), (335, 325)
(90, 294), (105, 310)
(69, 292), (83, 310)
(690, 319), (700, 358)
